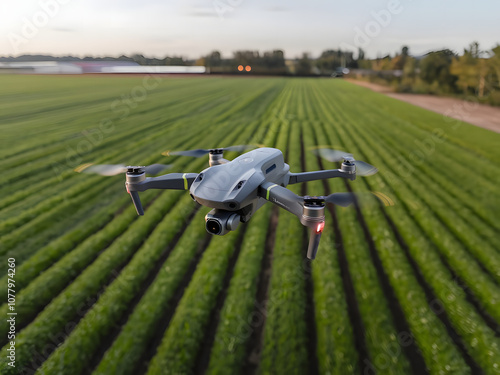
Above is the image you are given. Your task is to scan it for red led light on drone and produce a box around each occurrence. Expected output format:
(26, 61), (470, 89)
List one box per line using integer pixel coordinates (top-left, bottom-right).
(316, 222), (325, 233)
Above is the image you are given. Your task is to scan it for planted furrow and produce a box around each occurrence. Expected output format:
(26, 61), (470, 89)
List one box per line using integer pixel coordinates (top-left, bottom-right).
(304, 112), (416, 374)
(31, 82), (280, 374)
(145, 229), (243, 374)
(0, 192), (130, 293)
(357, 119), (500, 280)
(259, 115), (310, 374)
(0, 187), (174, 347)
(0, 176), (113, 257)
(0, 79), (246, 196)
(36, 195), (199, 374)
(2, 76), (499, 375)
(204, 87), (297, 374)
(330, 93), (500, 321)
(299, 135), (320, 375)
(345, 84), (500, 231)
(92, 209), (212, 375)
(298, 82), (362, 374)
(0, 187), (197, 374)
(319, 82), (500, 372)
(313, 83), (469, 373)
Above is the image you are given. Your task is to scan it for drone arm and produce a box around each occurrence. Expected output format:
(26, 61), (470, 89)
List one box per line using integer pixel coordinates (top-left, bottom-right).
(287, 169), (355, 184)
(127, 173), (198, 192)
(258, 182), (304, 218)
(125, 173), (198, 215)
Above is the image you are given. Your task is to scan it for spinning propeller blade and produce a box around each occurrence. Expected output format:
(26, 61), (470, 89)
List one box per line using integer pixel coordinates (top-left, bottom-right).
(343, 157), (378, 177)
(167, 149), (210, 157)
(324, 192), (358, 207)
(313, 147), (378, 176)
(311, 148), (352, 162)
(164, 145), (255, 157)
(76, 163), (172, 176)
(324, 191), (394, 207)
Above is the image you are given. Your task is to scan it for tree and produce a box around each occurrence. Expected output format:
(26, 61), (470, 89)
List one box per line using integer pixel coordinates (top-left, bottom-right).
(488, 45), (500, 89)
(296, 53), (312, 76)
(450, 42), (488, 97)
(419, 49), (457, 92)
(207, 51), (222, 67)
(392, 46), (409, 70)
(358, 48), (365, 61)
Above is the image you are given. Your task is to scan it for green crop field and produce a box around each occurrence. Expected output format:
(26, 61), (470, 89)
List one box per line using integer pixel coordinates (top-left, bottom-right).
(1, 74), (499, 375)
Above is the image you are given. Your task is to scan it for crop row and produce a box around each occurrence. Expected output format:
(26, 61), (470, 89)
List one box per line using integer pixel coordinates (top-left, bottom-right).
(0, 83), (281, 373)
(293, 85), (362, 374)
(142, 89), (288, 374)
(204, 86), (295, 374)
(351, 84), (500, 232)
(0, 117), (231, 279)
(325, 83), (500, 322)
(0, 77), (275, 273)
(309, 82), (467, 373)
(0, 80), (245, 213)
(0, 77), (229, 169)
(351, 109), (500, 284)
(316, 80), (500, 372)
(0, 187), (189, 373)
(37, 193), (199, 374)
(93, 208), (210, 375)
(39, 93), (276, 374)
(0, 115), (233, 370)
(300, 114), (412, 373)
(259, 117), (311, 374)
(0, 77), (275, 203)
(0, 124), (213, 291)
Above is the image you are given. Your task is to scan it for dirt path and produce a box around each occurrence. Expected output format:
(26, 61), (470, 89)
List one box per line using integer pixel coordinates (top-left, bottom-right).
(346, 79), (500, 134)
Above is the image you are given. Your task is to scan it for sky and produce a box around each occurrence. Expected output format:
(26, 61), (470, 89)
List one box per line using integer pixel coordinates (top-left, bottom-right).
(0, 0), (499, 59)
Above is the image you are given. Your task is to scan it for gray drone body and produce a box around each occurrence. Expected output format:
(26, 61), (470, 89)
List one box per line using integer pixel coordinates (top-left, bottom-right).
(190, 148), (288, 227)
(82, 145), (380, 259)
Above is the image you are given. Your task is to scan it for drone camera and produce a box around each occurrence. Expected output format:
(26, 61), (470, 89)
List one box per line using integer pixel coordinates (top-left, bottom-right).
(206, 219), (223, 235)
(205, 209), (241, 235)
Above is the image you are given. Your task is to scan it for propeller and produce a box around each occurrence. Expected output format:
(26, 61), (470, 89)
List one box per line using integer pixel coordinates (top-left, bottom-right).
(162, 145), (256, 157)
(75, 163), (172, 176)
(312, 147), (378, 176)
(312, 148), (353, 162)
(324, 192), (358, 207)
(324, 191), (393, 207)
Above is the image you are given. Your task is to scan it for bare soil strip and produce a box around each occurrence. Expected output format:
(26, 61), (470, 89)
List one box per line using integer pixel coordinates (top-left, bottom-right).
(136, 233), (212, 375)
(377, 205), (482, 373)
(85, 206), (202, 374)
(346, 79), (500, 134)
(195, 224), (249, 374)
(315, 163), (368, 372)
(299, 133), (319, 375)
(243, 205), (279, 374)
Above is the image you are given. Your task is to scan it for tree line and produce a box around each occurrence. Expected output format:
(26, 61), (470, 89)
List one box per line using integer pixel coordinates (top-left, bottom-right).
(357, 42), (500, 106)
(2, 41), (500, 105)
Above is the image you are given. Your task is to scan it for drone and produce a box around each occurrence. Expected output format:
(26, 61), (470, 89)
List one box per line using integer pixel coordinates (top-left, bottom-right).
(78, 145), (383, 259)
